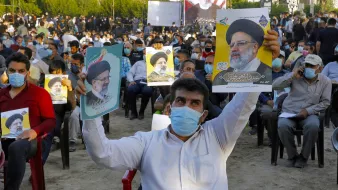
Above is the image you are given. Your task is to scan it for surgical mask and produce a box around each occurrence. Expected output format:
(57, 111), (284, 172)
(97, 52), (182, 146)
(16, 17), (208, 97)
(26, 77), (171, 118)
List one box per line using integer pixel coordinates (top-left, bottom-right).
(2, 36), (7, 40)
(284, 45), (290, 50)
(94, 37), (99, 41)
(43, 44), (49, 49)
(124, 48), (131, 55)
(136, 47), (144, 51)
(272, 58), (282, 68)
(66, 47), (71, 52)
(200, 42), (205, 46)
(304, 67), (317, 79)
(117, 40), (122, 44)
(302, 50), (309, 57)
(8, 73), (26, 87)
(174, 57), (180, 66)
(191, 53), (199, 60)
(298, 46), (303, 52)
(204, 64), (213, 74)
(47, 49), (53, 56)
(27, 42), (33, 46)
(170, 106), (203, 137)
(173, 38), (178, 43)
(204, 47), (212, 53)
(71, 64), (80, 74)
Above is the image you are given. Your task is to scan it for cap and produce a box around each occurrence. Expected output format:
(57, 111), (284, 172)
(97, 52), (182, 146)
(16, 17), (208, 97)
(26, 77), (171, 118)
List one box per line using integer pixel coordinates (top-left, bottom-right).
(304, 54), (322, 66)
(136, 29), (142, 33)
(279, 50), (285, 58)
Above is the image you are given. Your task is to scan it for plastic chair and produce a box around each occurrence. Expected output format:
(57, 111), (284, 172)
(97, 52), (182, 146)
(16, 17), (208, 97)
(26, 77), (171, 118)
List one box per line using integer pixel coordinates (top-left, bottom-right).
(4, 136), (46, 190)
(331, 127), (338, 184)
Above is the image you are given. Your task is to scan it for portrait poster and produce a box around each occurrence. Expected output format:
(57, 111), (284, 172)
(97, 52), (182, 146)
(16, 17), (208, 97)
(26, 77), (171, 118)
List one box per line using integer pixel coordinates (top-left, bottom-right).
(213, 8), (272, 92)
(184, 0), (226, 26)
(80, 44), (123, 120)
(146, 46), (175, 86)
(1, 108), (30, 139)
(44, 74), (68, 104)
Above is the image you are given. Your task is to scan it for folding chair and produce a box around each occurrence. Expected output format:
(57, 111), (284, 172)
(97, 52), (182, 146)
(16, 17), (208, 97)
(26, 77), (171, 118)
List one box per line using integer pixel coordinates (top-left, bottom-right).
(331, 127), (338, 184)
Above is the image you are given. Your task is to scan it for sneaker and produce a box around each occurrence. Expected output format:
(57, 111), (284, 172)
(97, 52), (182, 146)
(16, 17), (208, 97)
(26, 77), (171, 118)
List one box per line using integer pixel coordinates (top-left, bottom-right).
(294, 155), (307, 168)
(69, 141), (76, 152)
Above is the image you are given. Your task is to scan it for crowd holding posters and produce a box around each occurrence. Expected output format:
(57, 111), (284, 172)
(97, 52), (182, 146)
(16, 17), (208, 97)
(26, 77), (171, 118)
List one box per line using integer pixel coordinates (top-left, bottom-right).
(80, 45), (123, 120)
(213, 8), (272, 92)
(1, 108), (30, 139)
(146, 46), (175, 86)
(44, 74), (68, 104)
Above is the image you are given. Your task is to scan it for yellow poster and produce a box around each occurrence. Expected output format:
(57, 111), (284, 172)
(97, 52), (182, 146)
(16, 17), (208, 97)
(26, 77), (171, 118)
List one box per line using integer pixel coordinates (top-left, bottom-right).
(146, 46), (175, 86)
(213, 8), (272, 92)
(1, 108), (30, 139)
(44, 74), (68, 104)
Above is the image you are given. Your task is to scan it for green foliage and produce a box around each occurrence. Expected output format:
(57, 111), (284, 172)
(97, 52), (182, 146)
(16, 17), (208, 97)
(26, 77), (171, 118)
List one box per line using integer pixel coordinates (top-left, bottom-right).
(270, 3), (289, 18)
(19, 0), (42, 15)
(303, 4), (322, 15)
(231, 0), (260, 9)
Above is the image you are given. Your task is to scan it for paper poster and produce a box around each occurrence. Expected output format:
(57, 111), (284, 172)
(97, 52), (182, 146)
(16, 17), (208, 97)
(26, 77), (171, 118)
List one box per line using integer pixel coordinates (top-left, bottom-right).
(212, 8), (272, 93)
(44, 74), (68, 104)
(151, 114), (171, 131)
(146, 46), (175, 86)
(80, 44), (122, 120)
(1, 108), (30, 139)
(184, 0), (226, 26)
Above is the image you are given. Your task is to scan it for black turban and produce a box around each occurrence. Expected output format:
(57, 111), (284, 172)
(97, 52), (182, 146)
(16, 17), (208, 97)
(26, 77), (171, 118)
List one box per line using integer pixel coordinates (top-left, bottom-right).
(226, 19), (264, 47)
(48, 77), (62, 88)
(6, 114), (23, 129)
(87, 60), (111, 85)
(150, 52), (168, 66)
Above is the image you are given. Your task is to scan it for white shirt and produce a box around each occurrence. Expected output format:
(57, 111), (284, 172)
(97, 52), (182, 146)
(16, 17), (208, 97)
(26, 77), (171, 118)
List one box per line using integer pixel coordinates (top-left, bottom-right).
(62, 34), (79, 52)
(234, 57), (261, 72)
(83, 92), (259, 190)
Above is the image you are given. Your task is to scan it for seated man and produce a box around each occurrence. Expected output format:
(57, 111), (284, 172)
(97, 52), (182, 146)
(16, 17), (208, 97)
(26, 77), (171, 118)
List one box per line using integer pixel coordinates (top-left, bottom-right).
(175, 49), (190, 71)
(42, 43), (65, 66)
(284, 40), (305, 68)
(273, 54), (331, 168)
(179, 60), (196, 74)
(0, 53), (55, 189)
(126, 51), (153, 120)
(322, 44), (338, 82)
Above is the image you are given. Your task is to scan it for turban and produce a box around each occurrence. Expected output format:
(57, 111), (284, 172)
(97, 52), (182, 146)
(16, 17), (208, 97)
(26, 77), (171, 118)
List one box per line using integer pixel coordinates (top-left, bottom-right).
(6, 114), (23, 129)
(150, 52), (167, 66)
(87, 60), (111, 85)
(226, 19), (264, 47)
(48, 77), (62, 88)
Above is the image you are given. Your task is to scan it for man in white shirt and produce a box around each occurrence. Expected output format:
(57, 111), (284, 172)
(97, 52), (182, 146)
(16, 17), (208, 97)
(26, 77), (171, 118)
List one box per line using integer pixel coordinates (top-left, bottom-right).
(75, 30), (280, 190)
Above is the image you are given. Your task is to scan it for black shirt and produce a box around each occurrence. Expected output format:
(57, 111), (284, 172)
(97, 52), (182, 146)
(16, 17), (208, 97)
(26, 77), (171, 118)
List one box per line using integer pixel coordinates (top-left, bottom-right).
(317, 27), (338, 55)
(173, 43), (187, 50)
(129, 50), (144, 66)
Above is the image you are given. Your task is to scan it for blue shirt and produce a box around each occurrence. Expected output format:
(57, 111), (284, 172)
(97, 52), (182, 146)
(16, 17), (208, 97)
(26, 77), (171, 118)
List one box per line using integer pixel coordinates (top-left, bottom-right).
(322, 61), (338, 82)
(121, 57), (131, 78)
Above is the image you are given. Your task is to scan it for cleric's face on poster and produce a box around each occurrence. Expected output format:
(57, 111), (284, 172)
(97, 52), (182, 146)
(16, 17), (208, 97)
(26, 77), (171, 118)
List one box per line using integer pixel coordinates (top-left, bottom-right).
(189, 0), (212, 9)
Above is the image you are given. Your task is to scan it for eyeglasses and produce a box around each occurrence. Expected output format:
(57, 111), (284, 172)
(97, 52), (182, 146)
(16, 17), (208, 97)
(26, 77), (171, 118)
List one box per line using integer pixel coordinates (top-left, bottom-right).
(94, 76), (111, 82)
(229, 40), (256, 48)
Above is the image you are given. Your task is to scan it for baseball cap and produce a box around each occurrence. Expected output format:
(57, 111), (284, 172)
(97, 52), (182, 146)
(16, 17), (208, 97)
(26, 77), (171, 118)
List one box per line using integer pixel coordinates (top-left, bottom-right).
(304, 54), (322, 66)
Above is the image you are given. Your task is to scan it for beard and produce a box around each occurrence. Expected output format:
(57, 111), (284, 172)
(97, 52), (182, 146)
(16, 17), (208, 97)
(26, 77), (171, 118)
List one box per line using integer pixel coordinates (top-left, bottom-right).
(155, 66), (167, 75)
(99, 85), (108, 97)
(230, 47), (254, 70)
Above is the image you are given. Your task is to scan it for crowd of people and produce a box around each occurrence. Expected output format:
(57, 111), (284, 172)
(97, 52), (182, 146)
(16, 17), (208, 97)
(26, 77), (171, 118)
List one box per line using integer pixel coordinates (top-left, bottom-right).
(0, 10), (337, 189)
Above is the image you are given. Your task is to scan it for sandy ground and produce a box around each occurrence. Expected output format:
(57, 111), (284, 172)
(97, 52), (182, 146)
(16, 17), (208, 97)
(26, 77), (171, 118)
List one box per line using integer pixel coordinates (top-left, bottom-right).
(6, 105), (338, 190)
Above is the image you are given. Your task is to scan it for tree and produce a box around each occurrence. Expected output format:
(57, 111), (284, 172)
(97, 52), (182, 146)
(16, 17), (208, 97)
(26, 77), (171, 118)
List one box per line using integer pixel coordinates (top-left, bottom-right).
(41, 0), (79, 16)
(270, 3), (289, 18)
(18, 0), (42, 15)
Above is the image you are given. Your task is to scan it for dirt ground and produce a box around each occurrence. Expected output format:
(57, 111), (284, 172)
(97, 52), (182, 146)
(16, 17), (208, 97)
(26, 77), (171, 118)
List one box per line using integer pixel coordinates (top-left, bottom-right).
(10, 106), (338, 190)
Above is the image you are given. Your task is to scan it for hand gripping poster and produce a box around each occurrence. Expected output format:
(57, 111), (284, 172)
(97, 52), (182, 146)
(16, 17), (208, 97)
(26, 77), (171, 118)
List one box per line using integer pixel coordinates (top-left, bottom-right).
(146, 46), (175, 86)
(80, 44), (122, 120)
(212, 8), (272, 92)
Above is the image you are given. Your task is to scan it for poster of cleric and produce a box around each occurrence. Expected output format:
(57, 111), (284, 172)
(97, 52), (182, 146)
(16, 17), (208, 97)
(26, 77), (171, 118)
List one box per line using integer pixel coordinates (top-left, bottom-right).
(146, 46), (175, 86)
(80, 45), (122, 120)
(212, 8), (272, 93)
(44, 74), (68, 104)
(1, 108), (30, 139)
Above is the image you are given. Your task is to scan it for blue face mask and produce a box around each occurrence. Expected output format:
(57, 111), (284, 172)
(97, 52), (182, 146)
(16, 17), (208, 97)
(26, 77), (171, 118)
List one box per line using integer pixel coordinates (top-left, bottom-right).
(284, 45), (290, 50)
(47, 49), (53, 56)
(204, 64), (213, 74)
(173, 38), (178, 44)
(71, 64), (80, 74)
(8, 73), (26, 87)
(136, 47), (144, 52)
(124, 48), (131, 55)
(2, 36), (7, 40)
(272, 58), (282, 68)
(174, 57), (180, 66)
(304, 67), (317, 79)
(170, 106), (203, 137)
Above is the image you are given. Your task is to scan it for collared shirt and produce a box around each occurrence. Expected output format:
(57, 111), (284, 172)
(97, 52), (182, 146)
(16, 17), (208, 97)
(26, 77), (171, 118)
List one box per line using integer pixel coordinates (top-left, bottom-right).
(83, 92), (259, 190)
(234, 57), (261, 72)
(126, 60), (147, 82)
(121, 57), (131, 78)
(272, 73), (332, 115)
(322, 61), (338, 82)
(0, 83), (56, 136)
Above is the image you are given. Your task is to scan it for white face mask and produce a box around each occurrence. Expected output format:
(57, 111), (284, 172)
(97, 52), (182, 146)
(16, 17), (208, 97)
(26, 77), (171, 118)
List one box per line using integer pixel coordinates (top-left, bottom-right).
(191, 53), (199, 60)
(200, 42), (205, 46)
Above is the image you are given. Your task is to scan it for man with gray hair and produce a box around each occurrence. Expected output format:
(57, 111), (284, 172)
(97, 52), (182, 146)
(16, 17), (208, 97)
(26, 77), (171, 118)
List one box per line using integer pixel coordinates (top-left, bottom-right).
(273, 54), (331, 168)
